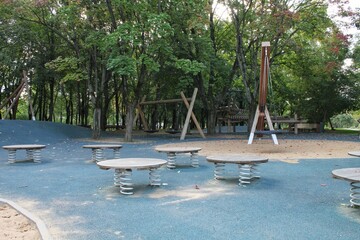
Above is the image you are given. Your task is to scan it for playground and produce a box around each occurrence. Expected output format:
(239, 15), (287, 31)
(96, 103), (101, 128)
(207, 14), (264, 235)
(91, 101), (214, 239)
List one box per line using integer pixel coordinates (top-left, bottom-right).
(1, 120), (360, 239)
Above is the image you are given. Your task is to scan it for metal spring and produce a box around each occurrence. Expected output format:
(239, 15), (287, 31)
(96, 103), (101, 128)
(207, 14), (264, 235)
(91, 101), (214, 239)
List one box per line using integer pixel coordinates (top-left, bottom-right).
(249, 164), (260, 179)
(26, 150), (34, 161)
(113, 148), (121, 159)
(214, 163), (226, 180)
(190, 151), (199, 168)
(32, 150), (42, 163)
(113, 169), (121, 186)
(239, 164), (252, 185)
(119, 170), (133, 195)
(167, 152), (176, 169)
(149, 168), (161, 186)
(7, 150), (16, 163)
(95, 149), (104, 162)
(350, 182), (360, 207)
(91, 149), (97, 162)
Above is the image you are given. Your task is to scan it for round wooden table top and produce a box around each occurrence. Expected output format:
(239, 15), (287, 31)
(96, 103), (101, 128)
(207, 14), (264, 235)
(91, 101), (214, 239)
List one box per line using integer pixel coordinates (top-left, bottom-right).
(83, 144), (123, 149)
(154, 146), (201, 153)
(332, 168), (360, 182)
(348, 151), (360, 157)
(206, 155), (268, 164)
(2, 144), (46, 150)
(97, 158), (167, 170)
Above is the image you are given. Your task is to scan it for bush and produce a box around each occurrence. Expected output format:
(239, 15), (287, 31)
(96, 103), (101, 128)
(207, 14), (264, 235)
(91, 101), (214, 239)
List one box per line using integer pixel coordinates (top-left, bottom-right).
(330, 114), (359, 128)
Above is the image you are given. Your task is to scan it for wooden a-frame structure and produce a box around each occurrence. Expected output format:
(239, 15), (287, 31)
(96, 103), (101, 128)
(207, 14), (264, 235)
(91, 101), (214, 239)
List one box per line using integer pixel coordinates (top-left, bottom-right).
(0, 70), (35, 120)
(136, 88), (205, 140)
(248, 42), (278, 145)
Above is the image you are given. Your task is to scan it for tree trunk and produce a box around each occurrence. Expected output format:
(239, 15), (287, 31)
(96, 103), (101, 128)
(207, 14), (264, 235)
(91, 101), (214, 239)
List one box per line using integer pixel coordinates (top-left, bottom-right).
(93, 108), (101, 139)
(124, 103), (136, 142)
(207, 107), (217, 135)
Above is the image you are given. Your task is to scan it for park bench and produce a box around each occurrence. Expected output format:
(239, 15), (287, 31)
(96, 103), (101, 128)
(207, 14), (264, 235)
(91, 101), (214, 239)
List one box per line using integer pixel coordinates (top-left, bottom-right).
(295, 123), (321, 133)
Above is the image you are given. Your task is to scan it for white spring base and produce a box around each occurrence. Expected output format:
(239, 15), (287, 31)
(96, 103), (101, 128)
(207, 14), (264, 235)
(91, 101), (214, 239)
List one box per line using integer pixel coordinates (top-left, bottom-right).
(113, 148), (121, 158)
(8, 149), (42, 163)
(149, 168), (161, 186)
(191, 152), (199, 168)
(95, 149), (104, 162)
(116, 169), (133, 195)
(167, 152), (176, 169)
(350, 182), (360, 207)
(239, 164), (260, 186)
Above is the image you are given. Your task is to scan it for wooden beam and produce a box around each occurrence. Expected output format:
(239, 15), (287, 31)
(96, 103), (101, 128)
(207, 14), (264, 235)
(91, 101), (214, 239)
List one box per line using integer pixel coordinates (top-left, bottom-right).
(139, 98), (191, 105)
(2, 81), (26, 120)
(136, 96), (149, 131)
(180, 91), (205, 139)
(180, 88), (198, 140)
(23, 70), (35, 121)
(0, 80), (25, 110)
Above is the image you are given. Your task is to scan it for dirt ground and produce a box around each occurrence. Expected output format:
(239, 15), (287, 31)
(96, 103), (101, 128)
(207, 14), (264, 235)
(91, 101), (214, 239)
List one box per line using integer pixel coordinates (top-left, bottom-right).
(1, 138), (359, 239)
(0, 203), (40, 240)
(156, 138), (360, 163)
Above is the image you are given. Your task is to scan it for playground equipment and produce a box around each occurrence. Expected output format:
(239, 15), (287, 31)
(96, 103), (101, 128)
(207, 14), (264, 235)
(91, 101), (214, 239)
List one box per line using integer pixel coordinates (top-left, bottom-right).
(0, 70), (35, 120)
(248, 42), (278, 145)
(136, 88), (206, 140)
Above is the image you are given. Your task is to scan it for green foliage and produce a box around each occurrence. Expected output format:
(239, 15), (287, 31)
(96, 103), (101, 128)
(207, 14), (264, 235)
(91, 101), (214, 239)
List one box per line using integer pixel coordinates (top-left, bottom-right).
(107, 56), (137, 77)
(331, 113), (359, 128)
(0, 0), (359, 132)
(45, 57), (86, 83)
(174, 59), (206, 75)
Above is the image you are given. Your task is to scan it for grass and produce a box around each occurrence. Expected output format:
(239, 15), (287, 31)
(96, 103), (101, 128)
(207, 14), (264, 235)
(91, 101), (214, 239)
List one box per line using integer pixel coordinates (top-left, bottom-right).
(325, 128), (360, 134)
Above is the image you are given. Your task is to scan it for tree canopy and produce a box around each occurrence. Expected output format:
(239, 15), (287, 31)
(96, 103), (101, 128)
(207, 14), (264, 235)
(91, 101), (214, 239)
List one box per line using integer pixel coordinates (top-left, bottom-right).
(0, 0), (359, 140)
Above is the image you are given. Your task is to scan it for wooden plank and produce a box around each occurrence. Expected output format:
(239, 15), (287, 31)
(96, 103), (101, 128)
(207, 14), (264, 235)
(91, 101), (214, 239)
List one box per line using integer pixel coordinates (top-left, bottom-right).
(140, 98), (192, 105)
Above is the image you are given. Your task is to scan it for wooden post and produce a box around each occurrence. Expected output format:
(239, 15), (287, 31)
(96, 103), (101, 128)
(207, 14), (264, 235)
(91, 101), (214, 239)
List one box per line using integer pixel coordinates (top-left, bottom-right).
(23, 71), (35, 120)
(0, 81), (25, 110)
(180, 91), (205, 139)
(180, 88), (198, 140)
(2, 81), (26, 120)
(256, 42), (270, 135)
(248, 42), (278, 145)
(135, 96), (149, 130)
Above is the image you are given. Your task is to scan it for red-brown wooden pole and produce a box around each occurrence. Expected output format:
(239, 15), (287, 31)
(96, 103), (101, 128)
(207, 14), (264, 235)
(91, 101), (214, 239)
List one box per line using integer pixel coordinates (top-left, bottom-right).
(256, 42), (270, 134)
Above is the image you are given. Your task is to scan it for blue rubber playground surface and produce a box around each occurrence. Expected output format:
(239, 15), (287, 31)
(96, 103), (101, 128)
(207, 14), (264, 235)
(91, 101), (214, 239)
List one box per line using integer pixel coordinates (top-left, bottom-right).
(0, 120), (360, 239)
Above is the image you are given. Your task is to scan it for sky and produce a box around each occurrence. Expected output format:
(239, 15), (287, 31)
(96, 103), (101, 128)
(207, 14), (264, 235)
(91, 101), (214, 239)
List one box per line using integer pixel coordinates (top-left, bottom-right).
(329, 0), (359, 44)
(214, 0), (359, 43)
